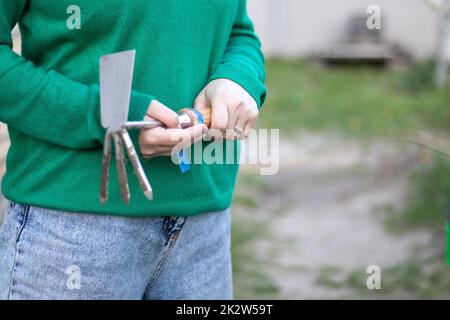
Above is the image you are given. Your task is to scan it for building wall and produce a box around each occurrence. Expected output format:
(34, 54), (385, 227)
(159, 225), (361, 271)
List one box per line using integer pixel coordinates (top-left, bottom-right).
(248, 0), (439, 59)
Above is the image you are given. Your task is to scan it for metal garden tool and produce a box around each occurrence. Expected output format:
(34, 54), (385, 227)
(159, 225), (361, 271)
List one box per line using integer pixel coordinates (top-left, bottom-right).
(99, 50), (211, 204)
(100, 50), (153, 204)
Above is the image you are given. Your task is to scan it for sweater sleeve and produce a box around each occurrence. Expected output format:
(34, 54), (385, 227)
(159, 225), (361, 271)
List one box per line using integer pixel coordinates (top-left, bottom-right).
(0, 0), (152, 150)
(209, 0), (267, 108)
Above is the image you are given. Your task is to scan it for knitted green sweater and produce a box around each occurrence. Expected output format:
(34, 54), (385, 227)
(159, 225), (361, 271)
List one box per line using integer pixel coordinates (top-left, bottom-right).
(0, 0), (266, 217)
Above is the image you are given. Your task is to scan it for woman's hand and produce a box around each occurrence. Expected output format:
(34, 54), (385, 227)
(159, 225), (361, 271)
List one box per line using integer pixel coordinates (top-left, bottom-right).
(139, 100), (207, 159)
(194, 79), (259, 140)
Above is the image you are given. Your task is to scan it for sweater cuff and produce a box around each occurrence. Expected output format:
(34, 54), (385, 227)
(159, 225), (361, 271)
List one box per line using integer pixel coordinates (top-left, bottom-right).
(89, 88), (153, 145)
(128, 92), (154, 122)
(209, 64), (267, 108)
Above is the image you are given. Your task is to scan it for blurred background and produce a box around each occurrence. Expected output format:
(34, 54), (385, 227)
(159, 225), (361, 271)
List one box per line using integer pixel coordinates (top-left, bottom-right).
(2, 0), (450, 299)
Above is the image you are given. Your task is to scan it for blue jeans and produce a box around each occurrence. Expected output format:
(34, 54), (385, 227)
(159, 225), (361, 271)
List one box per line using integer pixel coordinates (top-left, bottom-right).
(0, 202), (232, 300)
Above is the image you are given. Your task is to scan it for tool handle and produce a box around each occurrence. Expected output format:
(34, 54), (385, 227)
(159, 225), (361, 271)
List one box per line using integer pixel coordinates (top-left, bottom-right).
(202, 107), (212, 127)
(124, 106), (212, 130)
(178, 107), (212, 128)
(99, 133), (113, 204)
(124, 120), (163, 130)
(112, 133), (130, 204)
(121, 129), (153, 200)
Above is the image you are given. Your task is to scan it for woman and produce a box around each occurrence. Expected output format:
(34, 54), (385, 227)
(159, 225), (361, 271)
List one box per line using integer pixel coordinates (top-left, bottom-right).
(0, 0), (266, 299)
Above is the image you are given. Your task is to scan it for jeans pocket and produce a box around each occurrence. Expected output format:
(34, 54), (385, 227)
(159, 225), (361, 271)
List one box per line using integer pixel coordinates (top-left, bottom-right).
(7, 201), (16, 213)
(162, 217), (187, 248)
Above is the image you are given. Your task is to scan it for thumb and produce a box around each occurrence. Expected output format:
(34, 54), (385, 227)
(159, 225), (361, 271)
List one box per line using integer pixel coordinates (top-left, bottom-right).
(146, 100), (179, 128)
(210, 98), (228, 133)
(194, 90), (207, 110)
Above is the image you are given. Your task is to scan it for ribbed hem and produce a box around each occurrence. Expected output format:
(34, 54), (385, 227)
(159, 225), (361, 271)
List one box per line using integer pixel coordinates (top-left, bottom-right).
(128, 92), (154, 122)
(3, 189), (234, 218)
(209, 63), (267, 108)
(86, 84), (107, 144)
(87, 86), (153, 144)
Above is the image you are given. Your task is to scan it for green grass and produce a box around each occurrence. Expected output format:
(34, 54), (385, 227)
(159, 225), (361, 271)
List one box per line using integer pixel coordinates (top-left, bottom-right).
(386, 155), (450, 232)
(315, 247), (450, 299)
(260, 59), (450, 137)
(231, 216), (280, 299)
(331, 257), (450, 299)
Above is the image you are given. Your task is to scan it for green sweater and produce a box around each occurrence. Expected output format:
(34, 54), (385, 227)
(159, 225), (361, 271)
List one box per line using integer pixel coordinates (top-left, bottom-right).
(0, 0), (266, 217)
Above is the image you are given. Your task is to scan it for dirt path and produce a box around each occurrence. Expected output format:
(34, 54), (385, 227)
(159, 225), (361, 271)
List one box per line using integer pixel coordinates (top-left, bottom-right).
(234, 132), (440, 299)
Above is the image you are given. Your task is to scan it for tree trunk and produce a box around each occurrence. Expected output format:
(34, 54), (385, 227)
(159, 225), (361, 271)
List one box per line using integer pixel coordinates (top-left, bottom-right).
(435, 0), (450, 87)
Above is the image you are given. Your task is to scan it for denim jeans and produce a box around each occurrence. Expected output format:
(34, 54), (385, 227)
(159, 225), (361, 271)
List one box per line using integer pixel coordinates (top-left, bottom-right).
(0, 202), (232, 300)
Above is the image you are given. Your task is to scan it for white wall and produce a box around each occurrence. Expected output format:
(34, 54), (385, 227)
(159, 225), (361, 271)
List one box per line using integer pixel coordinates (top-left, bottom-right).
(11, 1), (440, 60)
(248, 0), (439, 59)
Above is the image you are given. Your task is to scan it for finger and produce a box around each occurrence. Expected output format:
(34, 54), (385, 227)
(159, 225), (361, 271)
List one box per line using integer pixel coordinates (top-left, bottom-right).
(141, 146), (175, 159)
(232, 103), (259, 140)
(140, 124), (207, 152)
(204, 127), (224, 143)
(225, 104), (242, 140)
(194, 92), (212, 127)
(140, 127), (179, 147)
(211, 99), (228, 134)
(146, 146), (174, 158)
(172, 124), (207, 152)
(243, 111), (259, 139)
(180, 124), (208, 147)
(233, 109), (249, 140)
(169, 124), (207, 148)
(146, 100), (179, 128)
(143, 124), (206, 148)
(225, 101), (250, 140)
(194, 90), (207, 110)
